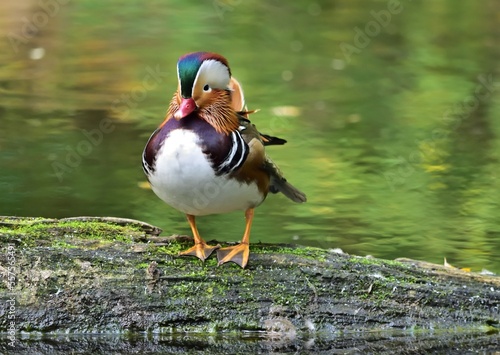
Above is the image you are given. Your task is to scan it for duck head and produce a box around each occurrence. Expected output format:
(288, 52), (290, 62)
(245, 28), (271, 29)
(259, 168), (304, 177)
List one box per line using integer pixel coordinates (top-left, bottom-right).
(168, 52), (244, 134)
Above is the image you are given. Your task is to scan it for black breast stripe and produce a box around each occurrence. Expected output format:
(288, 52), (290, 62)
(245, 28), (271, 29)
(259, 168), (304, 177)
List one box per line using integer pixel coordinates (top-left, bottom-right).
(142, 128), (163, 176)
(215, 131), (248, 175)
(142, 151), (150, 175)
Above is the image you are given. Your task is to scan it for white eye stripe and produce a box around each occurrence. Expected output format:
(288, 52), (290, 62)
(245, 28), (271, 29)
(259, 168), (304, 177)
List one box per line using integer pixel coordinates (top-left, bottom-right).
(192, 59), (230, 96)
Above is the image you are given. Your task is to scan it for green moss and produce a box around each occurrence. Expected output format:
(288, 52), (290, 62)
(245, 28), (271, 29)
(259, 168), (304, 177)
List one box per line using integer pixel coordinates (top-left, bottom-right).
(136, 262), (151, 269)
(149, 244), (184, 257)
(346, 256), (416, 278)
(252, 245), (328, 262)
(0, 220), (144, 246)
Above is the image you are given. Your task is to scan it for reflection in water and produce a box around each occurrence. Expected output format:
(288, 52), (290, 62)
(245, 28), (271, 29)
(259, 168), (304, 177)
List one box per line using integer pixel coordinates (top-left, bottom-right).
(0, 1), (499, 275)
(1, 330), (497, 353)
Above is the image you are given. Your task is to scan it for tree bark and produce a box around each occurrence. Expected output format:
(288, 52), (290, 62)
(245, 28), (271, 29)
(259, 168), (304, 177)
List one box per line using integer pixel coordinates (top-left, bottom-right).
(0, 216), (498, 353)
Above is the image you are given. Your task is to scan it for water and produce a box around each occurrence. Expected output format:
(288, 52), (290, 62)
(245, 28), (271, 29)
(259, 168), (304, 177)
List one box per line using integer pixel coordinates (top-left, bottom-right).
(1, 0), (499, 279)
(1, 330), (498, 354)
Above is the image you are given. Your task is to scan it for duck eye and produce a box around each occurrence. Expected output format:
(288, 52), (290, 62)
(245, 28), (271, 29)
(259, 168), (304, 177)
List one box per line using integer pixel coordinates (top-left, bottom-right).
(203, 84), (210, 92)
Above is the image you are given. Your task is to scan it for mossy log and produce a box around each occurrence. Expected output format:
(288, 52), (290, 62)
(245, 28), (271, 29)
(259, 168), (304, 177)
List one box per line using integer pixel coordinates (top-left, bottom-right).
(0, 216), (498, 353)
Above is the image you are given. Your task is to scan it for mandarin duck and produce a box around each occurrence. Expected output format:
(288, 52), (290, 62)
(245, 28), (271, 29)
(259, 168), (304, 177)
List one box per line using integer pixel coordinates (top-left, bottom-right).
(142, 52), (306, 268)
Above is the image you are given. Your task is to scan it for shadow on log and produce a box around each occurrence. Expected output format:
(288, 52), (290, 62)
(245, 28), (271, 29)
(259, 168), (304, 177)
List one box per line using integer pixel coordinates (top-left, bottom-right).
(0, 216), (498, 353)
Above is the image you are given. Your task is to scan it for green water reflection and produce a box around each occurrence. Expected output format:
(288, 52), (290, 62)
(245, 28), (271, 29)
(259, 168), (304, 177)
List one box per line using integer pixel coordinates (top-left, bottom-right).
(0, 0), (499, 273)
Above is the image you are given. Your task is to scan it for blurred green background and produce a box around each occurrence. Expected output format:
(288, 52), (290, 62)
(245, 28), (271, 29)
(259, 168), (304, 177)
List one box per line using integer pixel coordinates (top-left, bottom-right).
(1, 0), (499, 273)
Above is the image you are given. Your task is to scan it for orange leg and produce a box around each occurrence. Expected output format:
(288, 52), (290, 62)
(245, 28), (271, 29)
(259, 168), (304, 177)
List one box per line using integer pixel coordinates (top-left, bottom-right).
(216, 208), (254, 268)
(178, 214), (220, 261)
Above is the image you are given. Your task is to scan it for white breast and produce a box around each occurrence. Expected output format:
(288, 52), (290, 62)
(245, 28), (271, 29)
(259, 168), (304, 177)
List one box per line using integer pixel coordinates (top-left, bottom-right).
(148, 129), (264, 216)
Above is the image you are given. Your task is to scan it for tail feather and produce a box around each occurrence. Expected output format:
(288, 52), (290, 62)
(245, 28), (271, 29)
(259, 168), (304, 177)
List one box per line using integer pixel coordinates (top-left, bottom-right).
(270, 176), (307, 203)
(229, 77), (306, 203)
(265, 157), (306, 203)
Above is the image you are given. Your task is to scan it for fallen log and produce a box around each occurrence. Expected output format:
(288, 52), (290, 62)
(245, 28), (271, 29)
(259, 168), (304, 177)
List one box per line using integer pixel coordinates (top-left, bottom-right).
(0, 216), (498, 353)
